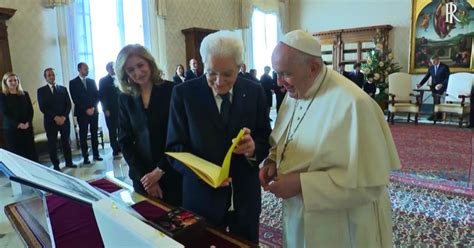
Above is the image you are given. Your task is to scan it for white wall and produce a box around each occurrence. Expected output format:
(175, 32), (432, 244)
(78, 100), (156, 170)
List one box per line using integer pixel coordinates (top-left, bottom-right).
(161, 0), (240, 80)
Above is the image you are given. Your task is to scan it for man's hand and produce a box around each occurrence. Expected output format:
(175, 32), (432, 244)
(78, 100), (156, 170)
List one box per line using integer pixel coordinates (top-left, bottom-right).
(17, 123), (26, 129)
(141, 168), (164, 191)
(435, 83), (443, 91)
(86, 107), (95, 116)
(416, 83), (421, 89)
(267, 173), (302, 199)
(145, 183), (163, 198)
(218, 178), (232, 187)
(105, 110), (110, 117)
(259, 160), (277, 190)
(233, 127), (255, 157)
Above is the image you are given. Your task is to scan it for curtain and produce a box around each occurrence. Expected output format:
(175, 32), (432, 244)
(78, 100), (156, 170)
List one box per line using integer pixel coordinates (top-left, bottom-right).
(240, 0), (289, 34)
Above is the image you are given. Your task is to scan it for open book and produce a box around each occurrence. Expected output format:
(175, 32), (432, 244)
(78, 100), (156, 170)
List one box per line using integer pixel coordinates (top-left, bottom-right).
(166, 129), (245, 188)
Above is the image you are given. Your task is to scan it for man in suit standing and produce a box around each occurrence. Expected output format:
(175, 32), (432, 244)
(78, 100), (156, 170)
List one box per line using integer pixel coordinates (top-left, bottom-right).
(69, 62), (103, 164)
(37, 68), (77, 171)
(260, 66), (274, 113)
(337, 62), (350, 79)
(167, 30), (271, 243)
(184, 58), (201, 81)
(417, 55), (450, 120)
(99, 62), (121, 158)
(348, 62), (364, 88)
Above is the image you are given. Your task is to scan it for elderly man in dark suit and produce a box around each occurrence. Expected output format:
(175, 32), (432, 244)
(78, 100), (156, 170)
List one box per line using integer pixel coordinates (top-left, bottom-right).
(37, 68), (76, 171)
(99, 62), (121, 158)
(417, 55), (451, 120)
(69, 62), (103, 164)
(166, 30), (271, 243)
(184, 58), (201, 81)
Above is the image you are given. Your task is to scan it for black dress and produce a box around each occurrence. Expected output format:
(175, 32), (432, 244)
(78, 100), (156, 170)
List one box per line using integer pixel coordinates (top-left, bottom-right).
(0, 91), (38, 161)
(118, 81), (182, 206)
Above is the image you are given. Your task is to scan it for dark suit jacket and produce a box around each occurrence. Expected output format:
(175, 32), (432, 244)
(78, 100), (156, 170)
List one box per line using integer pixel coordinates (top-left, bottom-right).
(348, 71), (365, 88)
(0, 91), (34, 130)
(69, 76), (99, 116)
(99, 75), (120, 119)
(173, 74), (185, 84)
(419, 62), (450, 93)
(118, 81), (181, 204)
(166, 76), (271, 226)
(260, 74), (273, 107)
(37, 84), (72, 127)
(184, 69), (201, 81)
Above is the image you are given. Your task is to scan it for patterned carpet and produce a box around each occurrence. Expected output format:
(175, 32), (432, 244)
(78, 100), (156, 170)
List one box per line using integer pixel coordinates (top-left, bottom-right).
(258, 181), (474, 247)
(258, 124), (474, 247)
(389, 123), (473, 188)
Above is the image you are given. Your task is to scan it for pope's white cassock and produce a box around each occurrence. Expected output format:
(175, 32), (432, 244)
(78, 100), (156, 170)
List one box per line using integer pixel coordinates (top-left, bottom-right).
(267, 64), (401, 247)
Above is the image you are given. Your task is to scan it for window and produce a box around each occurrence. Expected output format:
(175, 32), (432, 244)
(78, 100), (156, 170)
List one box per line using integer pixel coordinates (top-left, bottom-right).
(68, 0), (146, 82)
(89, 0), (145, 81)
(251, 8), (277, 79)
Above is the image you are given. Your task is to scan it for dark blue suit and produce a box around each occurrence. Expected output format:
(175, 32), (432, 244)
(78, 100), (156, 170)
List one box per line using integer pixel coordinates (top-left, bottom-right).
(37, 84), (73, 168)
(348, 70), (365, 88)
(166, 76), (271, 243)
(419, 62), (450, 94)
(184, 69), (201, 81)
(69, 76), (100, 159)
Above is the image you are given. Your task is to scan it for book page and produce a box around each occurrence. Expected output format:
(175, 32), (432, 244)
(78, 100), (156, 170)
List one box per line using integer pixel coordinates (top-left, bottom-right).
(166, 129), (245, 188)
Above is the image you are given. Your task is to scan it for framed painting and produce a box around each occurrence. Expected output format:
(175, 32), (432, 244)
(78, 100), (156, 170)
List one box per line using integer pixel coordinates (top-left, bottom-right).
(410, 0), (474, 73)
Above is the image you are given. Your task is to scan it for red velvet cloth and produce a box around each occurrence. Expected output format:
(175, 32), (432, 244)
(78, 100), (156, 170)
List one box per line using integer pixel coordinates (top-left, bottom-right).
(45, 178), (241, 247)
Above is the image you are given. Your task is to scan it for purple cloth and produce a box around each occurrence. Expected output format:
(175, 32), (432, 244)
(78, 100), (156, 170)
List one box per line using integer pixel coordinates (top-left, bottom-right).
(45, 178), (240, 247)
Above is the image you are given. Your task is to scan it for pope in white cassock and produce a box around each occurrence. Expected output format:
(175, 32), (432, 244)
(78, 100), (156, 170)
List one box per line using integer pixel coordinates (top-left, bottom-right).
(259, 30), (401, 247)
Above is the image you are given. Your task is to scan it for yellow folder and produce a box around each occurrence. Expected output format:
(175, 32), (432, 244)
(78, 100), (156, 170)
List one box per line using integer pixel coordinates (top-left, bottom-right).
(166, 129), (246, 188)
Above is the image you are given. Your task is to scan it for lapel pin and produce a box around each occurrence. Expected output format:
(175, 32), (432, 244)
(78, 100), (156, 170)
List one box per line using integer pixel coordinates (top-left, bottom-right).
(243, 93), (246, 98)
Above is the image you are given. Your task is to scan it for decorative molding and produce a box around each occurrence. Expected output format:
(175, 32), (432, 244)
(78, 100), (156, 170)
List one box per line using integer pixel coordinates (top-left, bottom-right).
(44, 0), (72, 9)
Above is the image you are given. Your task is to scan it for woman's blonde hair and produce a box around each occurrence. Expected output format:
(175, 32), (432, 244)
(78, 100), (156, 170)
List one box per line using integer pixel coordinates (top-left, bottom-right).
(2, 72), (24, 95)
(115, 44), (164, 96)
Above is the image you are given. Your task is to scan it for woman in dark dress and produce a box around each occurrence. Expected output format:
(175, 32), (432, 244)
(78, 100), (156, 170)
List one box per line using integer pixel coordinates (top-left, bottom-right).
(116, 44), (182, 206)
(0, 72), (38, 161)
(172, 64), (185, 84)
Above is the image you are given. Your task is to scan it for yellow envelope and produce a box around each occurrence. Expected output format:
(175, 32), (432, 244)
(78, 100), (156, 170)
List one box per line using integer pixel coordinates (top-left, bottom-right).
(166, 129), (246, 188)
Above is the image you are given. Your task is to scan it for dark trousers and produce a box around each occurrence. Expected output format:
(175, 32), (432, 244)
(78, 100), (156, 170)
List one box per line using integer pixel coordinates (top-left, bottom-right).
(223, 208), (260, 244)
(105, 115), (119, 153)
(45, 118), (73, 167)
(4, 127), (38, 162)
(470, 86), (474, 126)
(275, 92), (285, 113)
(77, 112), (99, 159)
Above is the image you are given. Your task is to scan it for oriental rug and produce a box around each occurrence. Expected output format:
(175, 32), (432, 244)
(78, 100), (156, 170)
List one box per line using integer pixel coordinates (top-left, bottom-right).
(258, 181), (474, 247)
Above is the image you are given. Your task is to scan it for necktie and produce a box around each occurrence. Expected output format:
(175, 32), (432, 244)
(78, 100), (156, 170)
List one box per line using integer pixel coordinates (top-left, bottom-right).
(220, 93), (231, 125)
(434, 65), (438, 75)
(52, 85), (56, 95)
(82, 78), (87, 90)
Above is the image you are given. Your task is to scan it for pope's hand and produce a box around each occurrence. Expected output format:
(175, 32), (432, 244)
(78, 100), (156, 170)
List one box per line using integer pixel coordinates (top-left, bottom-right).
(267, 173), (302, 199)
(435, 83), (442, 91)
(259, 160), (277, 190)
(233, 127), (255, 157)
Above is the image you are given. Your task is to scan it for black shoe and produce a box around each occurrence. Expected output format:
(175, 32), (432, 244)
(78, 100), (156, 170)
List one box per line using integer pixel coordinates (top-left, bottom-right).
(65, 164), (78, 168)
(83, 159), (91, 165)
(53, 165), (61, 171)
(93, 156), (103, 161)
